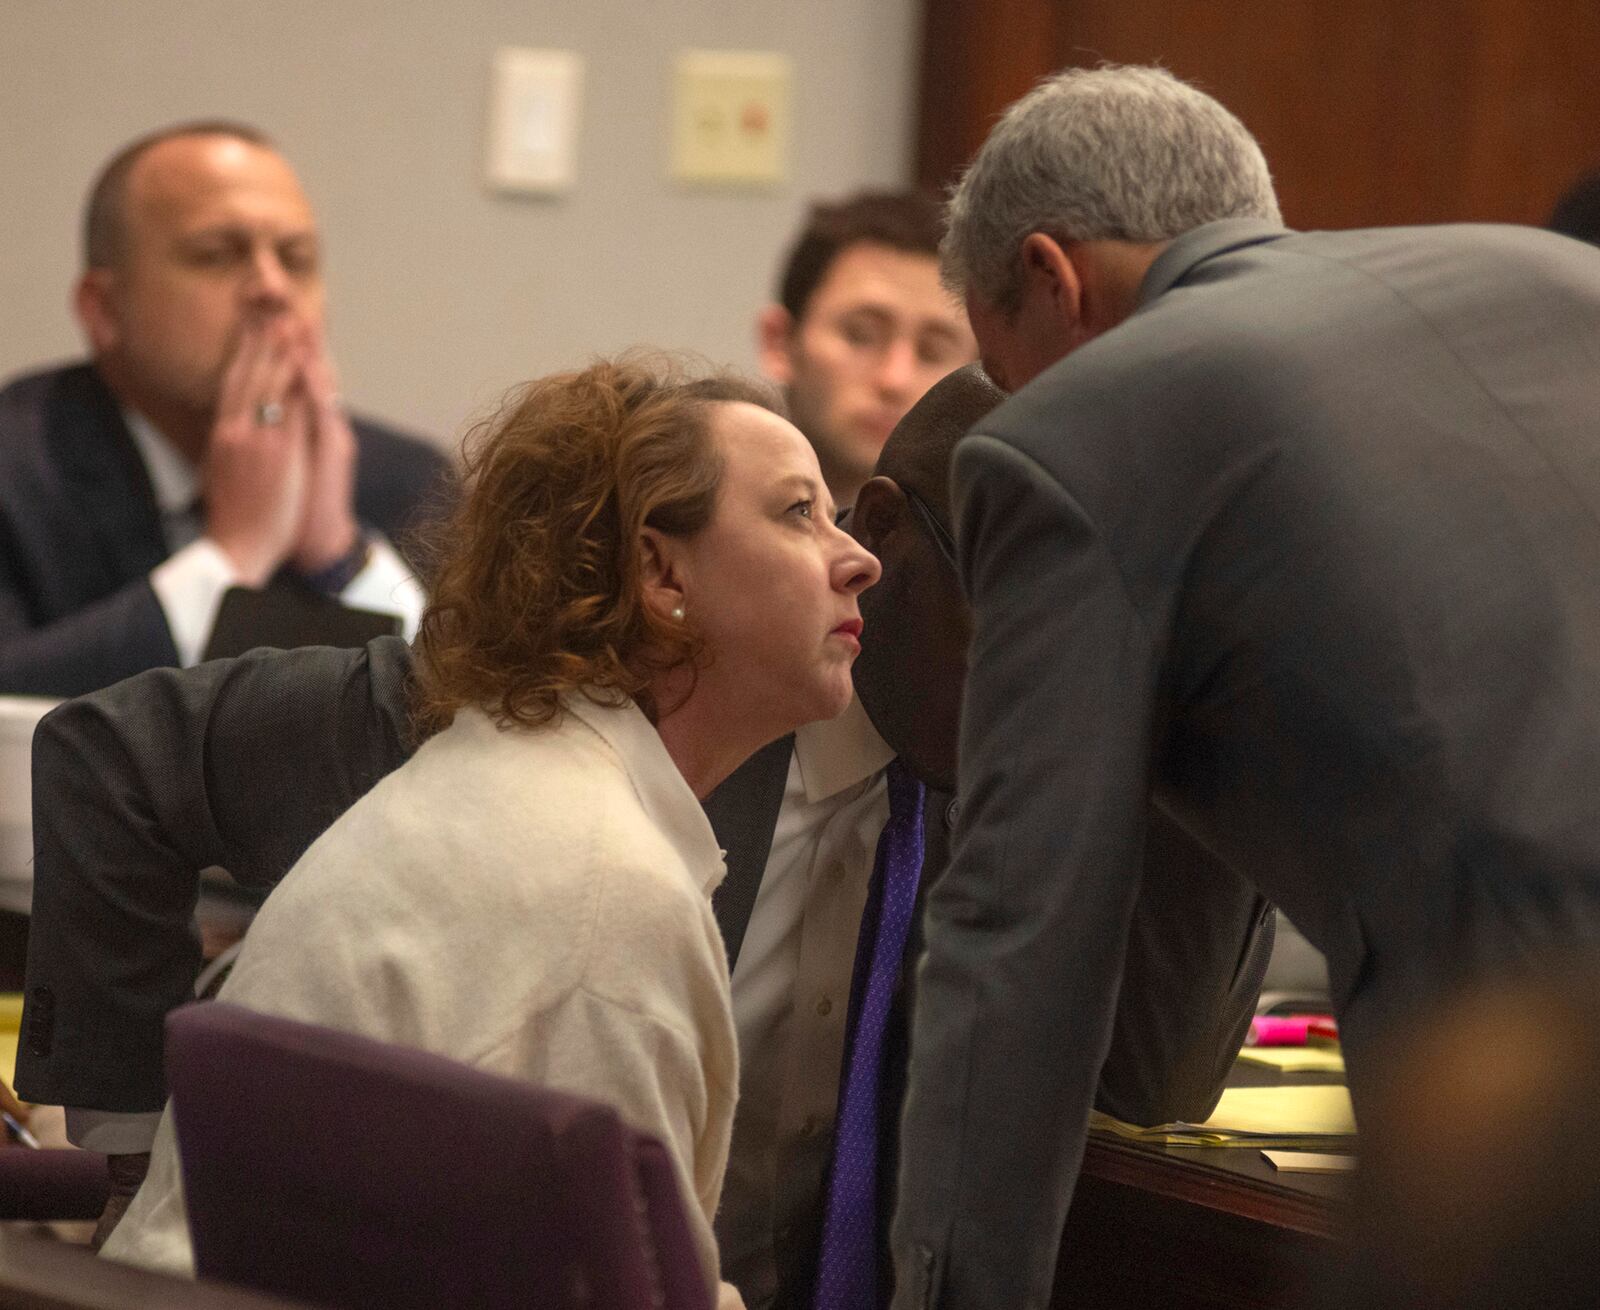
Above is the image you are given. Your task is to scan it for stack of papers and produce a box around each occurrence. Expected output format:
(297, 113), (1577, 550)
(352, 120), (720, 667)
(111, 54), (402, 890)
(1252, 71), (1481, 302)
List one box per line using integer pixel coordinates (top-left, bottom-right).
(1089, 1084), (1357, 1148)
(1262, 1150), (1356, 1174)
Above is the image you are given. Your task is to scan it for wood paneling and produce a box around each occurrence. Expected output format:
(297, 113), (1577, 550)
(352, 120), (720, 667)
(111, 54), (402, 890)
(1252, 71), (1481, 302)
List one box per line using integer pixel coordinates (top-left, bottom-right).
(916, 0), (1056, 193)
(917, 0), (1600, 230)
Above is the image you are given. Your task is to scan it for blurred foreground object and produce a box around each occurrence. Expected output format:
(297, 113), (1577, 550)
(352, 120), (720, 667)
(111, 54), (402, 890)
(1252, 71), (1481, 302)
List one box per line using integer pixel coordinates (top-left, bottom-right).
(1342, 955), (1600, 1309)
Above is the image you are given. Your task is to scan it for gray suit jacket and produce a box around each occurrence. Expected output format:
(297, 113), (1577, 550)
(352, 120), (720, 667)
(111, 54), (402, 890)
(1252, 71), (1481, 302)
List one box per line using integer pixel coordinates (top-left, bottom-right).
(892, 220), (1600, 1309)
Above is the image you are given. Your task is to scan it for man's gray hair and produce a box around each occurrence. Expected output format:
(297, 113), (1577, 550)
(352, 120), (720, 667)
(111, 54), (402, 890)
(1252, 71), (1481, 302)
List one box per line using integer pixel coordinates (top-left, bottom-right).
(943, 65), (1280, 310)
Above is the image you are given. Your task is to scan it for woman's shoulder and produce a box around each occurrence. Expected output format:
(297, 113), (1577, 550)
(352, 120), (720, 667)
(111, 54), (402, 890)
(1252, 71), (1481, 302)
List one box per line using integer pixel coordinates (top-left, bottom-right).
(406, 703), (635, 810)
(235, 709), (629, 997)
(585, 816), (725, 968)
(272, 705), (626, 906)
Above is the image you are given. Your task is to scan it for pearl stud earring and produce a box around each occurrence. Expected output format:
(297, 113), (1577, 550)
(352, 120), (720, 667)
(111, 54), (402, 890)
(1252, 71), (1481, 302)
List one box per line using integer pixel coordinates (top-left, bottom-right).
(671, 605), (685, 621)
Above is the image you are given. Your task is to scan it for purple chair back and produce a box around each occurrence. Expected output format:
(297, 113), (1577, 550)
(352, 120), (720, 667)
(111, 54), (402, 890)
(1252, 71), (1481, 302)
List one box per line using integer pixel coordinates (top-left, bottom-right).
(0, 1148), (109, 1220)
(165, 1002), (713, 1310)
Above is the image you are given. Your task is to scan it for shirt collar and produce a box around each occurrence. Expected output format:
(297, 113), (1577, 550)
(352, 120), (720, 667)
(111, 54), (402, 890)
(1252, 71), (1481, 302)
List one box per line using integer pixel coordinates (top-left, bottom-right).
(122, 408), (200, 515)
(1136, 218), (1290, 309)
(561, 692), (728, 896)
(792, 694), (895, 806)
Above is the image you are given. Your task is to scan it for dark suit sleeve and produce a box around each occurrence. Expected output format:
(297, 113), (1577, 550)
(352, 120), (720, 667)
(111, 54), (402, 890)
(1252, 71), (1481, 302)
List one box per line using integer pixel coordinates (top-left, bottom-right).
(351, 420), (455, 577)
(891, 436), (1156, 1310)
(0, 369), (182, 698)
(15, 636), (417, 1112)
(1095, 806), (1274, 1126)
(0, 561), (179, 699)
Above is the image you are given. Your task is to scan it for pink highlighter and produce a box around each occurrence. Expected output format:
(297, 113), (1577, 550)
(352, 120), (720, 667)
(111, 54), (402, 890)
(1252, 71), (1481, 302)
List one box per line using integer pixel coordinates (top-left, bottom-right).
(1247, 1014), (1334, 1046)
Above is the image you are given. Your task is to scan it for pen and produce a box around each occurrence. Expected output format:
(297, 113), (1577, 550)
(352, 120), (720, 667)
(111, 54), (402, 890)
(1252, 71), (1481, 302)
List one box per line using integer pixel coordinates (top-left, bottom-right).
(3, 1110), (40, 1149)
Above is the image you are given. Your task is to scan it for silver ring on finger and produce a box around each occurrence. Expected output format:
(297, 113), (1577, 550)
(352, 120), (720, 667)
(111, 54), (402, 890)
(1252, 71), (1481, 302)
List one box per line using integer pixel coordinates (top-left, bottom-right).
(254, 400), (286, 426)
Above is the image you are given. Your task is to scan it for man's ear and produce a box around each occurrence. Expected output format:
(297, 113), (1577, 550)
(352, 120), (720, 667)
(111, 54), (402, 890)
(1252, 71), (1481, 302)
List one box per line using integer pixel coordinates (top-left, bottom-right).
(755, 303), (797, 386)
(639, 526), (687, 621)
(1018, 232), (1082, 328)
(851, 476), (908, 555)
(74, 270), (123, 355)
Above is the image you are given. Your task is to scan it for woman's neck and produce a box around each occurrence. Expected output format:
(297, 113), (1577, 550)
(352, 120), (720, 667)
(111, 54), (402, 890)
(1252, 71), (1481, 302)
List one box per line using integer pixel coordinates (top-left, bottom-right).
(648, 671), (773, 800)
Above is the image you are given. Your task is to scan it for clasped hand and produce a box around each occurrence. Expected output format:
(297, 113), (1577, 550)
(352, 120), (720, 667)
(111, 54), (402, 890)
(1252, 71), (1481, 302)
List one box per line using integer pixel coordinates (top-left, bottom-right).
(203, 313), (360, 587)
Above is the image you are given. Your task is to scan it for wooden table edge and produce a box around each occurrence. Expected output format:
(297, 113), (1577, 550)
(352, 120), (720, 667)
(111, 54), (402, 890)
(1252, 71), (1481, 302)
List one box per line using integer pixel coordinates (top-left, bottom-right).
(1081, 1132), (1346, 1239)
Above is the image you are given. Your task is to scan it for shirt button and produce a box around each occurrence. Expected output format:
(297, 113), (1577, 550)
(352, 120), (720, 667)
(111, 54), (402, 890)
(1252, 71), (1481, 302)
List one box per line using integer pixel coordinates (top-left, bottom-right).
(816, 997), (833, 1017)
(944, 798), (961, 829)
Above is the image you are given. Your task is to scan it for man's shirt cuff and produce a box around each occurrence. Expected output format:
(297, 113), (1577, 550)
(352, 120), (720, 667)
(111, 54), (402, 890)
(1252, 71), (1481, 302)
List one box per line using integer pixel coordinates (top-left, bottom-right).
(65, 1107), (163, 1154)
(150, 539), (240, 666)
(340, 535), (425, 639)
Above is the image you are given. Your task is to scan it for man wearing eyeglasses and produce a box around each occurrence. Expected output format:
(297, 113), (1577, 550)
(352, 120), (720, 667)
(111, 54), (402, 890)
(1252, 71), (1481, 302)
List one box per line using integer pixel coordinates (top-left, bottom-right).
(20, 367), (1269, 1308)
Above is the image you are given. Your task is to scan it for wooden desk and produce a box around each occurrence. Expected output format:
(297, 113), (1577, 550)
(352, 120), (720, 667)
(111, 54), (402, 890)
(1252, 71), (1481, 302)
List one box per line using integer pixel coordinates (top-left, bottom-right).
(1051, 1063), (1350, 1309)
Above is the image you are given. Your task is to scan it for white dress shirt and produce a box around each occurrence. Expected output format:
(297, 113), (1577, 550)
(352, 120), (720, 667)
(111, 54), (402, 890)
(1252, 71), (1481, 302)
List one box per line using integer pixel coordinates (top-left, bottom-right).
(124, 410), (425, 664)
(718, 695), (894, 1301)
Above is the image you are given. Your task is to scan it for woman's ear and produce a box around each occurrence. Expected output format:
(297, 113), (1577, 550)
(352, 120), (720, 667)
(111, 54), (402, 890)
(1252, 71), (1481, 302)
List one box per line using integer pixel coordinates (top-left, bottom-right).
(639, 526), (686, 620)
(851, 476), (908, 555)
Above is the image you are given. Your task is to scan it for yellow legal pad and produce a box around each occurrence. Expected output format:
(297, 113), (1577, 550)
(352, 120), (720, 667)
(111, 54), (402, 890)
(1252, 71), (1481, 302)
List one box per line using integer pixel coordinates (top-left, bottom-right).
(1089, 1083), (1356, 1147)
(0, 992), (22, 1088)
(1234, 1044), (1346, 1074)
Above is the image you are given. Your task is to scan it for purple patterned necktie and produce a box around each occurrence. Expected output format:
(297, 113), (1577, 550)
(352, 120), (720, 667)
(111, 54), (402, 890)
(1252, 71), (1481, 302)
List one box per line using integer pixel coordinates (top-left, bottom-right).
(813, 759), (926, 1310)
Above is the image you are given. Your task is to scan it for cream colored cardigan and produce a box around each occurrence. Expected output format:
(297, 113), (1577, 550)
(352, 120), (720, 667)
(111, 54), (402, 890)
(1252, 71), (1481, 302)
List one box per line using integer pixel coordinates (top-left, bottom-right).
(104, 695), (741, 1306)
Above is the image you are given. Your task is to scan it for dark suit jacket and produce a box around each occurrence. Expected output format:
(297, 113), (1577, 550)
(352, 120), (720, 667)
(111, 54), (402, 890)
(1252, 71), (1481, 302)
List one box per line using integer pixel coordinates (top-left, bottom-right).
(892, 221), (1600, 1310)
(18, 637), (1267, 1308)
(0, 361), (450, 697)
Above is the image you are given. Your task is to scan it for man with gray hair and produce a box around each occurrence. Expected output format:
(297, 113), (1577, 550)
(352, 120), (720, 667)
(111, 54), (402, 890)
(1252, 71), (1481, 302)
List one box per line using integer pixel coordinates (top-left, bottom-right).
(892, 65), (1600, 1307)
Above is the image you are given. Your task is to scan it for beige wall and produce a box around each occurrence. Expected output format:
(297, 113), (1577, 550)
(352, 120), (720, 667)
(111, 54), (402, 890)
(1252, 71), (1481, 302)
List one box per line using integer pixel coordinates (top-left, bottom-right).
(0, 0), (920, 448)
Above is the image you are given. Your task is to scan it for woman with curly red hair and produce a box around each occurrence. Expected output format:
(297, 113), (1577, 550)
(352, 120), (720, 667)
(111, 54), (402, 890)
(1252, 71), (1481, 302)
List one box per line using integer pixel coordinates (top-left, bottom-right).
(104, 355), (880, 1309)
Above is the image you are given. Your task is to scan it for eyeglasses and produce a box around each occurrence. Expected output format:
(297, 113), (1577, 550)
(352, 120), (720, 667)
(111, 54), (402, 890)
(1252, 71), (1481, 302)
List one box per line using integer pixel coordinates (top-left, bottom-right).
(901, 483), (959, 574)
